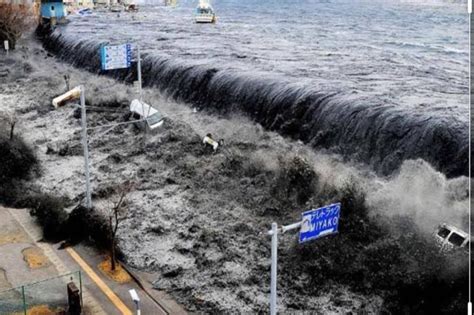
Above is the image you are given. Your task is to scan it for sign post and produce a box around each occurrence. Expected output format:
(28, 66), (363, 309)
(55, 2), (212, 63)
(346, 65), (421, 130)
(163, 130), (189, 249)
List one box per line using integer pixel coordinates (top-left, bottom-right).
(100, 43), (146, 145)
(266, 203), (341, 314)
(137, 45), (142, 101)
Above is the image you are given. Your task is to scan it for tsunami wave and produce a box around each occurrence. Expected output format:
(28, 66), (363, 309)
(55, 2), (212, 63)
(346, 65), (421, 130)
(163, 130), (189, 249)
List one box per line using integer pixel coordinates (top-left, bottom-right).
(39, 27), (468, 178)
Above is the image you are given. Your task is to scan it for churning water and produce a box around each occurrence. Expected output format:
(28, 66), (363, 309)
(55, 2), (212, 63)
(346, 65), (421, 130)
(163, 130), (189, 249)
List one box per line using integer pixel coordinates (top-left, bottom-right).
(41, 0), (469, 177)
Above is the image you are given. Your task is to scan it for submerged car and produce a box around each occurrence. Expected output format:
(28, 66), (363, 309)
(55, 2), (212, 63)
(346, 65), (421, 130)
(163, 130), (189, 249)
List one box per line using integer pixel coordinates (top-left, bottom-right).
(129, 99), (164, 130)
(434, 223), (470, 253)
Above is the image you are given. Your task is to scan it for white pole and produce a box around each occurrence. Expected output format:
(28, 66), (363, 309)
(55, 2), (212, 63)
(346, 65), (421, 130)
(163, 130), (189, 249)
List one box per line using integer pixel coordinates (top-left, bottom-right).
(270, 222), (278, 315)
(135, 301), (141, 315)
(469, 6), (472, 314)
(80, 86), (92, 209)
(137, 45), (147, 147)
(137, 45), (142, 102)
(4, 40), (9, 56)
(265, 220), (301, 315)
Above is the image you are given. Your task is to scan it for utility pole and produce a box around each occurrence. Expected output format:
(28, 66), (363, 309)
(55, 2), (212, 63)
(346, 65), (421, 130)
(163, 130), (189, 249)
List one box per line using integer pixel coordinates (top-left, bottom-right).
(270, 222), (278, 315)
(137, 45), (147, 148)
(80, 86), (92, 209)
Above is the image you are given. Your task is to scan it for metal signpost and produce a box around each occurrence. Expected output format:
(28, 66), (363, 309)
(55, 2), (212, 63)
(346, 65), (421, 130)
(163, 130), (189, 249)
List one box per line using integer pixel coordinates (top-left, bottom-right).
(266, 203), (341, 315)
(100, 43), (142, 99)
(136, 45), (142, 101)
(100, 43), (147, 144)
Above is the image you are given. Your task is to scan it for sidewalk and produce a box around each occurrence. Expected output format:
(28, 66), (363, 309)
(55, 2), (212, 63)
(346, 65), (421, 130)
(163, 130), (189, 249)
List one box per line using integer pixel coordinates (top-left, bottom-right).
(1, 207), (187, 315)
(1, 206), (107, 315)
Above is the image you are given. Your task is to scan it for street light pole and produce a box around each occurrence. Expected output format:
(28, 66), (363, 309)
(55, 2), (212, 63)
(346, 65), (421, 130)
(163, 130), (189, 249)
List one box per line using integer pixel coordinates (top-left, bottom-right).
(80, 86), (92, 209)
(270, 222), (278, 315)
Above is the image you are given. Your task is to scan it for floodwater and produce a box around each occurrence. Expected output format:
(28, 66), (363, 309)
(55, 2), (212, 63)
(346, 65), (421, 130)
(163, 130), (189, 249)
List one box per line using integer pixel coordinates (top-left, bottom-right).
(46, 0), (469, 177)
(26, 1), (470, 312)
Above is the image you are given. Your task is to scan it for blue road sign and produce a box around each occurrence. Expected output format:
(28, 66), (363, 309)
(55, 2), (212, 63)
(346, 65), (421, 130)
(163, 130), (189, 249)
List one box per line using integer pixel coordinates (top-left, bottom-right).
(299, 203), (341, 243)
(100, 43), (132, 71)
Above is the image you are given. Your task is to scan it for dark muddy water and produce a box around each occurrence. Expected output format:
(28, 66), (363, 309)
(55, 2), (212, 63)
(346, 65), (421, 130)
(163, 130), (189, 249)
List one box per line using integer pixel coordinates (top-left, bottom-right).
(43, 0), (469, 177)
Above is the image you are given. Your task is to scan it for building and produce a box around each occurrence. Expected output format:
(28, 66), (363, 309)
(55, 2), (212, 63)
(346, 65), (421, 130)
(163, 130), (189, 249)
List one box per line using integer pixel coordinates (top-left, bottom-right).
(40, 0), (66, 24)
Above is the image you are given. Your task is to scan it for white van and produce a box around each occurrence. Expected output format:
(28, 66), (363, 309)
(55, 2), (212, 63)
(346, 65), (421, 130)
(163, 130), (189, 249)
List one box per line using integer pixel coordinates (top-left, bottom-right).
(130, 99), (164, 130)
(434, 223), (470, 253)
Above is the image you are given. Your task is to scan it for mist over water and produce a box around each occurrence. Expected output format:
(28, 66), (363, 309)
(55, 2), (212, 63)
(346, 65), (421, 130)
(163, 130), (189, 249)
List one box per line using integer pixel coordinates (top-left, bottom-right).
(365, 159), (469, 234)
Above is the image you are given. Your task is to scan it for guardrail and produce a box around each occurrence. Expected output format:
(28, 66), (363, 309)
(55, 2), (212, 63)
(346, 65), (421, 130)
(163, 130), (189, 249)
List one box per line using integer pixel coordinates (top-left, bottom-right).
(0, 270), (82, 315)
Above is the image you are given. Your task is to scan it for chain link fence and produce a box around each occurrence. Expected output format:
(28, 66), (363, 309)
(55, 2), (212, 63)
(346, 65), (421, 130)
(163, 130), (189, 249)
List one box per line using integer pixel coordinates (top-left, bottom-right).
(0, 271), (82, 315)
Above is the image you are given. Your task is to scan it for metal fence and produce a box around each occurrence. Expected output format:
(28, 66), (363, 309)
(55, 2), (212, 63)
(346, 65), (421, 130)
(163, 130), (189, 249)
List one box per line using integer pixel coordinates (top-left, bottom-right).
(0, 271), (82, 315)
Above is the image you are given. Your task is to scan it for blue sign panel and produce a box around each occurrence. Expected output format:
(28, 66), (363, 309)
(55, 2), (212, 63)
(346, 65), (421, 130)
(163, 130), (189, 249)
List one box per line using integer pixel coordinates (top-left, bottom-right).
(299, 203), (341, 243)
(100, 43), (132, 71)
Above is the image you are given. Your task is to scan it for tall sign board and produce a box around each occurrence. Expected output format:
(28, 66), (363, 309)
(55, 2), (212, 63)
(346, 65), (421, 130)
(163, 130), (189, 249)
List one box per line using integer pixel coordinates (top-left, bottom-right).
(266, 202), (342, 315)
(100, 44), (132, 70)
(299, 203), (341, 243)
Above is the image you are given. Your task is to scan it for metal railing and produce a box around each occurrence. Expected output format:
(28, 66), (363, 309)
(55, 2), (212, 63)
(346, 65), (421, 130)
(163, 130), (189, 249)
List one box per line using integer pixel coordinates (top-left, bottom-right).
(0, 271), (82, 315)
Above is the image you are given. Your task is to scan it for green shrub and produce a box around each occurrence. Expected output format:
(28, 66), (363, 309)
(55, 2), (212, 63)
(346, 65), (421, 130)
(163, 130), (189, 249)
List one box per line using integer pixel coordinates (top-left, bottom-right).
(0, 133), (38, 205)
(66, 205), (111, 248)
(0, 135), (37, 181)
(273, 155), (318, 206)
(27, 193), (69, 241)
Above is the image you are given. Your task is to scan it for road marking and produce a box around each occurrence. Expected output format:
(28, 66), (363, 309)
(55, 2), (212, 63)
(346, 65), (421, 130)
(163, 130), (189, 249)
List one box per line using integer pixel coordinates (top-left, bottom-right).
(66, 247), (133, 315)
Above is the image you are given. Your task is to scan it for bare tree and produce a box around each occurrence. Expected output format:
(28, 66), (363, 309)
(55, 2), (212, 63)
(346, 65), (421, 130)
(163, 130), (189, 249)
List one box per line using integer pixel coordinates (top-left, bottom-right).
(107, 182), (133, 271)
(0, 4), (35, 50)
(0, 110), (17, 140)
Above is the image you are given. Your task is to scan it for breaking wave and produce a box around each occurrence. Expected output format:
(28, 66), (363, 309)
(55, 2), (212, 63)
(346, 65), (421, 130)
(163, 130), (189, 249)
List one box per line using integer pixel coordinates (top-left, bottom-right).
(39, 27), (468, 178)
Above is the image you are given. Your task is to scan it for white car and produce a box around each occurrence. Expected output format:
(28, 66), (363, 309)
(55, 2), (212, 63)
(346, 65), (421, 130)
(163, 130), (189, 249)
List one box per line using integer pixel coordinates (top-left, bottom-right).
(130, 99), (164, 130)
(434, 223), (470, 253)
